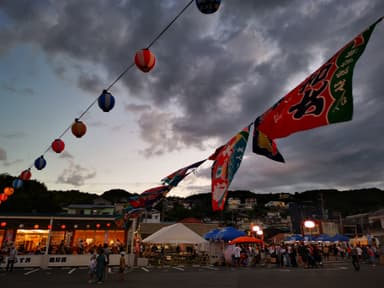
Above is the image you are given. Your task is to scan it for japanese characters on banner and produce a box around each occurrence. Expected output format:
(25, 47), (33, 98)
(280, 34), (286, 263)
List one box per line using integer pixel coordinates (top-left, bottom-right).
(253, 17), (383, 162)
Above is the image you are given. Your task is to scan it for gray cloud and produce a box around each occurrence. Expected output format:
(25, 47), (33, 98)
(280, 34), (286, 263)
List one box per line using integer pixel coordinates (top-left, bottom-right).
(56, 162), (96, 186)
(1, 0), (384, 193)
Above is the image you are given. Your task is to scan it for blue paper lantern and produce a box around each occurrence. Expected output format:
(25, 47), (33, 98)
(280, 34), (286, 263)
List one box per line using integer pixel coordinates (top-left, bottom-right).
(34, 156), (47, 170)
(195, 0), (221, 14)
(12, 178), (23, 189)
(98, 90), (115, 112)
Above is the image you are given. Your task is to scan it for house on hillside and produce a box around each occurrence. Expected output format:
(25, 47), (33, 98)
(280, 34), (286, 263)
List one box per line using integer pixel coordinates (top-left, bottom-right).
(265, 201), (286, 208)
(244, 198), (257, 210)
(62, 198), (115, 216)
(227, 198), (241, 210)
(141, 209), (161, 224)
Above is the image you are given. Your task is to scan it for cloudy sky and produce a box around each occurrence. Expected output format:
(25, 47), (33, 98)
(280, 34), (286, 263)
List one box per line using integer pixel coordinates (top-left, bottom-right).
(1, 0), (383, 198)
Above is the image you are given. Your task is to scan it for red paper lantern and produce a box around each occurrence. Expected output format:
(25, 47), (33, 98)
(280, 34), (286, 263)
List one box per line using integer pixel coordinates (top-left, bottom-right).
(106, 223), (111, 228)
(34, 224), (39, 229)
(4, 187), (14, 196)
(134, 48), (156, 72)
(20, 169), (32, 181)
(0, 194), (8, 202)
(61, 224), (66, 229)
(1, 222), (6, 227)
(48, 225), (52, 230)
(71, 119), (87, 138)
(96, 223), (101, 229)
(52, 138), (65, 153)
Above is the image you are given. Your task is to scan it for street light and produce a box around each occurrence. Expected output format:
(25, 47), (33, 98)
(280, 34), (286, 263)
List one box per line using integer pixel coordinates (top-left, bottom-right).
(304, 220), (315, 241)
(252, 225), (260, 232)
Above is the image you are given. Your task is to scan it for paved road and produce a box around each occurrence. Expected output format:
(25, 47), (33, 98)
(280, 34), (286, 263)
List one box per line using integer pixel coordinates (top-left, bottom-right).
(1, 262), (383, 288)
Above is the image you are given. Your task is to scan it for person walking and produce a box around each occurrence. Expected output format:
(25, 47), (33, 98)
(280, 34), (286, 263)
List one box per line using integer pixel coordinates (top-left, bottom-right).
(119, 251), (126, 280)
(351, 245), (360, 271)
(103, 243), (111, 279)
(6, 244), (17, 272)
(95, 247), (107, 284)
(88, 253), (97, 283)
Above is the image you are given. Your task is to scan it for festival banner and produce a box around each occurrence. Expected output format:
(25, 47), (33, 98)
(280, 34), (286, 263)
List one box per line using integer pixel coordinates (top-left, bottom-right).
(161, 159), (206, 187)
(211, 126), (250, 211)
(254, 17), (382, 147)
(252, 123), (285, 163)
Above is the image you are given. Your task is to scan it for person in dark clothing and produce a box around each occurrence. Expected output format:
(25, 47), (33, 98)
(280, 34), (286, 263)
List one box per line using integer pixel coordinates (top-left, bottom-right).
(95, 247), (107, 284)
(351, 246), (360, 271)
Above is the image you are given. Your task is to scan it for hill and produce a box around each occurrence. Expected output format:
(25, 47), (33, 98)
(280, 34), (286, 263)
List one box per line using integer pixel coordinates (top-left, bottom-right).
(1, 174), (384, 218)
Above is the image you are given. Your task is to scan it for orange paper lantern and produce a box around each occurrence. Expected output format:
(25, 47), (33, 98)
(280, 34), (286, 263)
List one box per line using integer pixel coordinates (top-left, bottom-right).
(4, 187), (14, 196)
(71, 119), (87, 138)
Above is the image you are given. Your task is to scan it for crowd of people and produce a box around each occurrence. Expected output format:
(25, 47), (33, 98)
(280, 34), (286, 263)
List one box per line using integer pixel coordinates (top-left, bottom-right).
(224, 242), (381, 270)
(0, 242), (18, 272)
(86, 242), (128, 284)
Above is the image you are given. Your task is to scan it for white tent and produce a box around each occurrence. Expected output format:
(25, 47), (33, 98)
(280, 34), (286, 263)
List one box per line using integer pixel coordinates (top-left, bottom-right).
(142, 223), (208, 244)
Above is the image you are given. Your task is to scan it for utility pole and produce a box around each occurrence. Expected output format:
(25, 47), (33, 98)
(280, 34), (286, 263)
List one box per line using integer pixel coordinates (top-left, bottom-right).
(320, 192), (326, 220)
(338, 212), (343, 234)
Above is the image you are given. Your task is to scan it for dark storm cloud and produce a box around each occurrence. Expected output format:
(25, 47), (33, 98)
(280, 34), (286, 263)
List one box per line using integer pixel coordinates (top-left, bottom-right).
(1, 0), (384, 193)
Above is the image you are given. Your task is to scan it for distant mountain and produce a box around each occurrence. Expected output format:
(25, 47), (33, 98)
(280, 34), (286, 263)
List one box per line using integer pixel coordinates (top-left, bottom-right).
(1, 173), (383, 217)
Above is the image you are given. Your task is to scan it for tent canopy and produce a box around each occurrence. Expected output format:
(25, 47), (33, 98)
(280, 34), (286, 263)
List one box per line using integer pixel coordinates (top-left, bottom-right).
(284, 234), (304, 242)
(230, 236), (263, 244)
(142, 223), (208, 244)
(329, 234), (350, 242)
(214, 227), (246, 241)
(315, 234), (332, 242)
(204, 228), (221, 240)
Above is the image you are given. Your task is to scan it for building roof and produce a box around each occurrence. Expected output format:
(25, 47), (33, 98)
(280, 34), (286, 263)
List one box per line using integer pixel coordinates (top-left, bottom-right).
(64, 204), (114, 209)
(139, 222), (219, 238)
(179, 217), (202, 223)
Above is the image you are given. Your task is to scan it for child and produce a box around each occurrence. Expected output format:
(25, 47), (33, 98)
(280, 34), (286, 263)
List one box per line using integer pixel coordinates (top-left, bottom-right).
(119, 252), (126, 280)
(88, 254), (97, 283)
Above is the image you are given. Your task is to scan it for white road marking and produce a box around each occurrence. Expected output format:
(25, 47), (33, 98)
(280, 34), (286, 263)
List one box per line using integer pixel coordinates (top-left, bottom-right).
(24, 268), (40, 275)
(205, 266), (219, 271)
(173, 267), (184, 271)
(68, 268), (76, 274)
(141, 267), (150, 272)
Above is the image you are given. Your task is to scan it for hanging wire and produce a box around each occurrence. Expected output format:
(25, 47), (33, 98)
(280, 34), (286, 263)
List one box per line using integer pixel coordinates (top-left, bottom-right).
(22, 0), (195, 174)
(105, 0), (194, 91)
(146, 0), (194, 49)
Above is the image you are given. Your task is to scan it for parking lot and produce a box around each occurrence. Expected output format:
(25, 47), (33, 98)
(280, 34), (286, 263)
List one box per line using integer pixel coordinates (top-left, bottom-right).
(1, 262), (384, 288)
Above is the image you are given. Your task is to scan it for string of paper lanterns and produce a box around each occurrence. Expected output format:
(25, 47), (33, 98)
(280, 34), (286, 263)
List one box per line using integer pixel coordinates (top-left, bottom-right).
(1, 0), (221, 205)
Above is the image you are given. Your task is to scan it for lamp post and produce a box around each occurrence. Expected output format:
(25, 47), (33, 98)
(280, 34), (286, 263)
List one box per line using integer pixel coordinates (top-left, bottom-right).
(304, 220), (315, 241)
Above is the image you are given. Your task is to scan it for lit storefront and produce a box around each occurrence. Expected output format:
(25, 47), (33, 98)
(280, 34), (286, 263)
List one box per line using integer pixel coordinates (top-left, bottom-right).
(0, 215), (126, 254)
